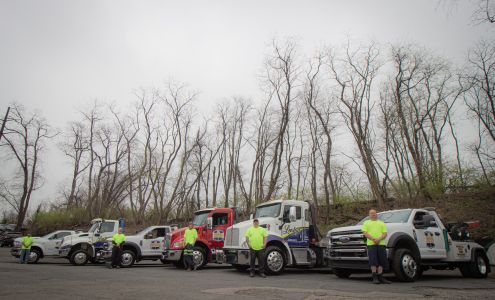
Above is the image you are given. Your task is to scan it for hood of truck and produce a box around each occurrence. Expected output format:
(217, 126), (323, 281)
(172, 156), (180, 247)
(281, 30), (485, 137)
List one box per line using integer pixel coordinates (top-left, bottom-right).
(168, 226), (204, 249)
(328, 225), (362, 235)
(59, 232), (95, 248)
(223, 217), (276, 249)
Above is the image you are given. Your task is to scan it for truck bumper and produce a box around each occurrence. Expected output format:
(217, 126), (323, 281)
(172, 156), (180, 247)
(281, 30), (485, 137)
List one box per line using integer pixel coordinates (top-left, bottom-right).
(223, 248), (251, 265)
(162, 249), (182, 261)
(98, 250), (112, 260)
(10, 247), (21, 258)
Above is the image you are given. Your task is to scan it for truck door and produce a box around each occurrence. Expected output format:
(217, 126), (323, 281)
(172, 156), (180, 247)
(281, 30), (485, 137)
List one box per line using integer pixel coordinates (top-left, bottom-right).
(281, 205), (306, 247)
(207, 213), (229, 248)
(93, 222), (117, 243)
(142, 227), (168, 257)
(413, 211), (446, 259)
(45, 231), (72, 255)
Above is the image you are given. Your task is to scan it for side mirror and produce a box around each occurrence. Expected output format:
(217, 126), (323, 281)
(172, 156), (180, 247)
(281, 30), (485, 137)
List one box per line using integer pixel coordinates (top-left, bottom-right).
(289, 206), (297, 223)
(146, 233), (153, 239)
(207, 217), (213, 230)
(249, 214), (253, 220)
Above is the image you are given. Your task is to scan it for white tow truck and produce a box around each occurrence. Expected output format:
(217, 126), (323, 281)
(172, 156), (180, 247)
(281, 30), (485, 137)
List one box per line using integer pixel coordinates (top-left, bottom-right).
(59, 218), (120, 266)
(11, 230), (78, 263)
(327, 208), (491, 281)
(223, 200), (329, 274)
(101, 225), (175, 267)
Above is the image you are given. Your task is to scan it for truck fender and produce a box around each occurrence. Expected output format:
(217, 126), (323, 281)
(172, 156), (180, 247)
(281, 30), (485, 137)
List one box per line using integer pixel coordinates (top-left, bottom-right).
(387, 233), (420, 260)
(123, 242), (142, 257)
(194, 240), (210, 260)
(266, 237), (293, 266)
(469, 246), (492, 272)
(72, 242), (94, 257)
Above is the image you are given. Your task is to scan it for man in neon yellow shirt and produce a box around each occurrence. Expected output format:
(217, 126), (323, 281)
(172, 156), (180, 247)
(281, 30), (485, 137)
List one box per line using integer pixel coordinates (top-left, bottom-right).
(183, 222), (198, 271)
(362, 209), (391, 284)
(245, 219), (268, 278)
(110, 227), (126, 269)
(20, 231), (33, 264)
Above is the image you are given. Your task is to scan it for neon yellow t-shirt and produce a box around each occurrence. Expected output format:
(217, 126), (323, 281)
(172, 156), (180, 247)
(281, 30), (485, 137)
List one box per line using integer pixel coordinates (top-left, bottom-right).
(245, 226), (268, 250)
(21, 236), (33, 250)
(184, 228), (198, 245)
(112, 233), (126, 245)
(361, 220), (387, 246)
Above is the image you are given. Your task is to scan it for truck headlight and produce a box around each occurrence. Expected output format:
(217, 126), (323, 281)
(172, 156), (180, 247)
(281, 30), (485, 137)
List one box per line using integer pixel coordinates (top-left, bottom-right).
(173, 242), (182, 248)
(13, 241), (21, 248)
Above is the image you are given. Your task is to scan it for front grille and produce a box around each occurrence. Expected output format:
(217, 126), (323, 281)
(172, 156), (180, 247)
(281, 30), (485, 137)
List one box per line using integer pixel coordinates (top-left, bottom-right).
(225, 228), (239, 247)
(330, 230), (366, 252)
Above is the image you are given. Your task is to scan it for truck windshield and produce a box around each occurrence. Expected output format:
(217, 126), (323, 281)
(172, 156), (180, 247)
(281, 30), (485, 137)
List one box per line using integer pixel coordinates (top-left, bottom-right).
(255, 203), (281, 218)
(358, 209), (412, 225)
(193, 211), (210, 226)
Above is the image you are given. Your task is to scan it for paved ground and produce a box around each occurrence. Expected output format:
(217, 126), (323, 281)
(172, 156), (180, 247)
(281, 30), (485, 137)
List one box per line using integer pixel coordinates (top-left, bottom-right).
(0, 248), (494, 300)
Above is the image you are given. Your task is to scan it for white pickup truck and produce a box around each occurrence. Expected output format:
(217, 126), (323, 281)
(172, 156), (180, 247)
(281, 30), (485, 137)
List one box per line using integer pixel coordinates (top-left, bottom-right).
(101, 225), (175, 267)
(327, 208), (491, 281)
(11, 230), (78, 263)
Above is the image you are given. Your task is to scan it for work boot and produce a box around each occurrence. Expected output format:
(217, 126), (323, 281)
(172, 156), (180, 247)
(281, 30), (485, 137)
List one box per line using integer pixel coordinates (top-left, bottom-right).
(250, 271), (255, 277)
(193, 265), (198, 271)
(372, 273), (380, 284)
(378, 274), (391, 284)
(260, 273), (266, 278)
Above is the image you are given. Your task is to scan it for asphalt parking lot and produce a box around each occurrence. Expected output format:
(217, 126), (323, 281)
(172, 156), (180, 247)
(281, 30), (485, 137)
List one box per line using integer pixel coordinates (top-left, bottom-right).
(0, 248), (494, 300)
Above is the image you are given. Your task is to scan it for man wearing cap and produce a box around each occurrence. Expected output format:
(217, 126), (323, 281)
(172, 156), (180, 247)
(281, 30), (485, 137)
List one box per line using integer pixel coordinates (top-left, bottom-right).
(245, 218), (268, 278)
(109, 227), (126, 269)
(183, 222), (198, 271)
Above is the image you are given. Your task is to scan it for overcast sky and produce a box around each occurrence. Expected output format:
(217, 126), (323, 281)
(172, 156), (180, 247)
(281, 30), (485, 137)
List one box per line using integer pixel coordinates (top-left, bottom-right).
(0, 0), (493, 215)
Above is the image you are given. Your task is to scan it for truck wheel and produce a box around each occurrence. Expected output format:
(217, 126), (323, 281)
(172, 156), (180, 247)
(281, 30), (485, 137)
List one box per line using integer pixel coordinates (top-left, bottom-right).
(70, 249), (89, 266)
(193, 247), (207, 269)
(392, 248), (419, 282)
(264, 246), (285, 275)
(333, 268), (352, 279)
(461, 251), (488, 278)
(28, 249), (41, 264)
(120, 250), (136, 268)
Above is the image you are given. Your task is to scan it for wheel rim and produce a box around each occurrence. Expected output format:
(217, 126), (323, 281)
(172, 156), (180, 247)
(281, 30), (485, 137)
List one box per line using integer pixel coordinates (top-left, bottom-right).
(74, 252), (87, 264)
(121, 252), (134, 266)
(193, 250), (204, 266)
(266, 250), (284, 272)
(477, 256), (487, 274)
(29, 251), (38, 262)
(401, 253), (417, 278)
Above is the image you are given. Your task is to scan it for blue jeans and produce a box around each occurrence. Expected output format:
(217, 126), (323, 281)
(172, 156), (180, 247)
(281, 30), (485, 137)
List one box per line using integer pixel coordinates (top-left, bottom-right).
(20, 249), (30, 264)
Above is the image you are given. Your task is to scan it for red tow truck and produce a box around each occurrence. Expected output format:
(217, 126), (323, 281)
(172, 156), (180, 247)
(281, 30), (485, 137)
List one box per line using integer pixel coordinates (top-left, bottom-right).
(162, 207), (239, 269)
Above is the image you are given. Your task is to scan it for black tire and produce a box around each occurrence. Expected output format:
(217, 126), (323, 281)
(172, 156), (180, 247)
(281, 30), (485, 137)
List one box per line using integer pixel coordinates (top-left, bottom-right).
(461, 251), (489, 278)
(69, 249), (89, 266)
(28, 248), (41, 264)
(333, 268), (352, 279)
(234, 264), (250, 272)
(192, 246), (207, 269)
(264, 246), (286, 275)
(120, 250), (136, 268)
(392, 248), (420, 282)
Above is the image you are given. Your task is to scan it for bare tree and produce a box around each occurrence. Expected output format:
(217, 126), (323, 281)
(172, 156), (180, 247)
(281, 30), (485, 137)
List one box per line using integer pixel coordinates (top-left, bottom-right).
(0, 104), (55, 229)
(328, 41), (387, 207)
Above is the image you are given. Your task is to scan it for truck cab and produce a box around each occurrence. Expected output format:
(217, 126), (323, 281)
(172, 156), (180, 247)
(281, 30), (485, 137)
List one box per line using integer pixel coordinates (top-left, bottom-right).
(11, 230), (77, 263)
(162, 207), (238, 269)
(223, 200), (328, 274)
(59, 218), (120, 266)
(101, 225), (175, 267)
(327, 208), (491, 281)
